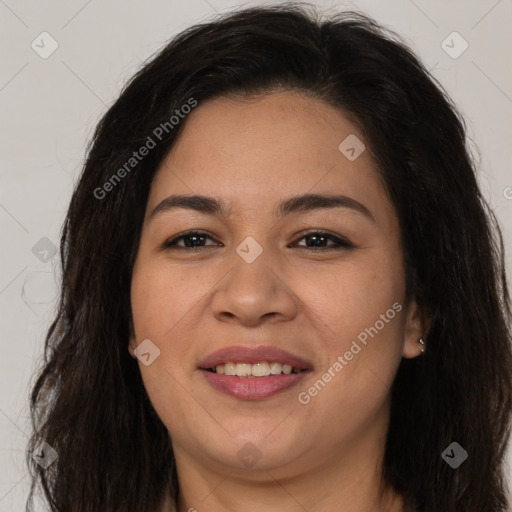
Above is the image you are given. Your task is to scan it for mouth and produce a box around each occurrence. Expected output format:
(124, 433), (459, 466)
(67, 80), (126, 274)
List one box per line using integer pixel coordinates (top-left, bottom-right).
(198, 345), (313, 400)
(203, 362), (306, 376)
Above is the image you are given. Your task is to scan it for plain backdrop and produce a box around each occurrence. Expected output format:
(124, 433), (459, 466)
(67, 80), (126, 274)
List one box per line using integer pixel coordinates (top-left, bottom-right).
(1, 0), (511, 510)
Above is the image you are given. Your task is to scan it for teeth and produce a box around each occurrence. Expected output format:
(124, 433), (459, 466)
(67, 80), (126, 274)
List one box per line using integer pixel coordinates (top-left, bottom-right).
(252, 361), (270, 377)
(224, 362), (236, 376)
(213, 361), (304, 377)
(269, 362), (283, 375)
(235, 363), (252, 377)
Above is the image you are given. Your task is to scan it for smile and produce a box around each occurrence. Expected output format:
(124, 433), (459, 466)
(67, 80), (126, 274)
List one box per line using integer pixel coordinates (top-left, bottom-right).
(198, 344), (313, 400)
(206, 361), (306, 377)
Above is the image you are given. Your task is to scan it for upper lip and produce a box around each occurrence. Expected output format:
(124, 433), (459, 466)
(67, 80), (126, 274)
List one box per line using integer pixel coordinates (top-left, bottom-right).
(198, 345), (313, 370)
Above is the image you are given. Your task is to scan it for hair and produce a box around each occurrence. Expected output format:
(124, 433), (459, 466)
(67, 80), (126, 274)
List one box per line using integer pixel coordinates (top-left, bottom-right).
(26, 3), (512, 512)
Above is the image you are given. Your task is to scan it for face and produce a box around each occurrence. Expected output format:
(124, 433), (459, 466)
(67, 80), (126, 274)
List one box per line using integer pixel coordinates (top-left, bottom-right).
(129, 90), (424, 478)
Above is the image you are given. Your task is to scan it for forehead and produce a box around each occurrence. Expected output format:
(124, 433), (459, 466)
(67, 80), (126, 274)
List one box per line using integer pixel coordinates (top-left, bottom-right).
(147, 91), (397, 232)
(165, 90), (361, 173)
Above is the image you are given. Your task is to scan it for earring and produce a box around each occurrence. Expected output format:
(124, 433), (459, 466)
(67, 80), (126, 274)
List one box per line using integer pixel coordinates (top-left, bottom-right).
(418, 338), (426, 353)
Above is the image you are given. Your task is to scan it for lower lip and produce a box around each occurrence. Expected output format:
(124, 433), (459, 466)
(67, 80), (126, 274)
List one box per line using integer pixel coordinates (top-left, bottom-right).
(200, 369), (310, 400)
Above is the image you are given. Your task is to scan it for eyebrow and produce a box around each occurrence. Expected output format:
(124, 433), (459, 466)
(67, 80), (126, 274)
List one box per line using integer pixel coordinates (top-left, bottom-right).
(149, 193), (375, 223)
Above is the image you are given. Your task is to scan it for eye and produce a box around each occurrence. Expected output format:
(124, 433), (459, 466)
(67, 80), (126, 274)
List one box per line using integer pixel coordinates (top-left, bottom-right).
(291, 231), (355, 251)
(161, 230), (354, 251)
(162, 231), (220, 250)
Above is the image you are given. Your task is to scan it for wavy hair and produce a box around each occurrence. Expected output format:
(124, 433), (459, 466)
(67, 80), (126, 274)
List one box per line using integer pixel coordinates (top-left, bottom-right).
(26, 3), (512, 511)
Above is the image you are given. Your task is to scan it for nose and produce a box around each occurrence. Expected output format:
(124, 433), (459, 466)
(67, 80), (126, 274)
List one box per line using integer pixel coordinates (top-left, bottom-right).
(211, 247), (298, 327)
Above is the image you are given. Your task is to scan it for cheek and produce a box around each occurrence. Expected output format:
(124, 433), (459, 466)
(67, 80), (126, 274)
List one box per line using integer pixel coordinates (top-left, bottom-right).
(303, 254), (404, 347)
(130, 262), (202, 431)
(130, 259), (198, 339)
(294, 259), (404, 436)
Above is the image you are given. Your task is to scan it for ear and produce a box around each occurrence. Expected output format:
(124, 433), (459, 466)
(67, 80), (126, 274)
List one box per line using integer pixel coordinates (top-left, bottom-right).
(402, 298), (430, 359)
(128, 337), (137, 359)
(128, 316), (138, 359)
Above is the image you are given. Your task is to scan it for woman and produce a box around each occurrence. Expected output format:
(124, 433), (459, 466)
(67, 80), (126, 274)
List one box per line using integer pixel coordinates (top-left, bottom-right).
(26, 3), (512, 511)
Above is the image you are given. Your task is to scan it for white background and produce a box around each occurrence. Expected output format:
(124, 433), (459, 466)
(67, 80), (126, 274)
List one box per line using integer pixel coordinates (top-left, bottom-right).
(1, 0), (511, 510)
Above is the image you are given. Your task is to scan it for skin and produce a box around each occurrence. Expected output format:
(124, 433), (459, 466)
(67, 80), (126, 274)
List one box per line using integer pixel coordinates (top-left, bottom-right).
(128, 90), (426, 512)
